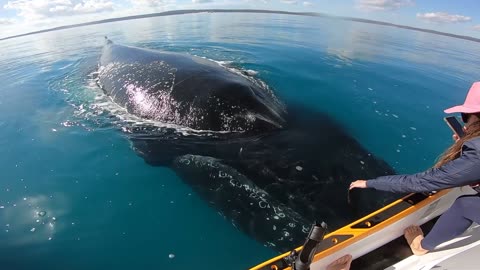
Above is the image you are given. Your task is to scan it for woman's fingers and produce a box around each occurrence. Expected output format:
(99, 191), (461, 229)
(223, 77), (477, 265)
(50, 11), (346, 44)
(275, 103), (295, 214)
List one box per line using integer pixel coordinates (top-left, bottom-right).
(349, 180), (367, 190)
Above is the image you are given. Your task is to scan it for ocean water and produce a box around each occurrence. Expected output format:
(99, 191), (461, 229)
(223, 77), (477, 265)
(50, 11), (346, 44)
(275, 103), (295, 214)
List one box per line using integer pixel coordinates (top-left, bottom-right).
(1, 12), (480, 270)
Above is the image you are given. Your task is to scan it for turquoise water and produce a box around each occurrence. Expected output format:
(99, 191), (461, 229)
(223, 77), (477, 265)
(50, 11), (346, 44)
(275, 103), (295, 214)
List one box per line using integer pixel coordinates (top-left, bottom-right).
(1, 12), (480, 270)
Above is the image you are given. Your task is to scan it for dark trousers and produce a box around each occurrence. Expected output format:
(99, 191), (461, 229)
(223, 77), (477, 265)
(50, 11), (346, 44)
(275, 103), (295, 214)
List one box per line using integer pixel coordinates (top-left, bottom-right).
(422, 194), (480, 250)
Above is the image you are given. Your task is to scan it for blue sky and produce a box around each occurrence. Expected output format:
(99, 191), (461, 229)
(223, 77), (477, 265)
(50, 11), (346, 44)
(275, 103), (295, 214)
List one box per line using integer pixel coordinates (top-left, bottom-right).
(0, 0), (479, 39)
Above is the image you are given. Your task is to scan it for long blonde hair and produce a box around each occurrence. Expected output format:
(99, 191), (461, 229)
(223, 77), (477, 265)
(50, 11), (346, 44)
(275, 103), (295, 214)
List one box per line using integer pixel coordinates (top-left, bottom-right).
(435, 115), (480, 168)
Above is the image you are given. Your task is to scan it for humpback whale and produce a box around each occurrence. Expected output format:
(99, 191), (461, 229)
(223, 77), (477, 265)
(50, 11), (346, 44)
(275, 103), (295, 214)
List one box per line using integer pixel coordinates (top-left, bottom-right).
(98, 38), (285, 133)
(97, 38), (397, 252)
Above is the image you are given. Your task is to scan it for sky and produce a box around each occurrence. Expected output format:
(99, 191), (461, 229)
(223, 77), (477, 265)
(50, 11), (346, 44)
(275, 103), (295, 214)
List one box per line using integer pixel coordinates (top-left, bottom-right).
(0, 0), (479, 39)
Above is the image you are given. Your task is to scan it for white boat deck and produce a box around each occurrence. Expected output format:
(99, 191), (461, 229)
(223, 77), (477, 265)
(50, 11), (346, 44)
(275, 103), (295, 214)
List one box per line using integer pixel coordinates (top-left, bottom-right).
(387, 223), (480, 270)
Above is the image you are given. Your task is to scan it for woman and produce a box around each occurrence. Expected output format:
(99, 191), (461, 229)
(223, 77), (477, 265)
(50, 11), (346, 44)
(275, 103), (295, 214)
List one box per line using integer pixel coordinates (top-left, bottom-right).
(350, 81), (480, 255)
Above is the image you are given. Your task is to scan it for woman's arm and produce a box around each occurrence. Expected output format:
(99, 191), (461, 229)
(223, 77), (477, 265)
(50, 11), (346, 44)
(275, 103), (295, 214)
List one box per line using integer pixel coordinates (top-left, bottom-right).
(365, 139), (480, 193)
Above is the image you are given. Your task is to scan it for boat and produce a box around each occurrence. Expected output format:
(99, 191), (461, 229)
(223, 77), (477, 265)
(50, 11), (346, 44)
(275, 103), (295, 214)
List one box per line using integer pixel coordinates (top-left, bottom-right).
(250, 186), (478, 270)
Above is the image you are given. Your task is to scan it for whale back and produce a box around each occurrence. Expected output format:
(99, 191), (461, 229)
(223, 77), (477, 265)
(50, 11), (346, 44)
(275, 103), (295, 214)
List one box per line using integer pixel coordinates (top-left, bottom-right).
(98, 41), (286, 133)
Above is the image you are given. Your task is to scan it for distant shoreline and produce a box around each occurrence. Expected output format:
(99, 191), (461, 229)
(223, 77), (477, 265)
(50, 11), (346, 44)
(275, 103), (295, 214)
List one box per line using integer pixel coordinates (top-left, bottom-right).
(1, 9), (479, 43)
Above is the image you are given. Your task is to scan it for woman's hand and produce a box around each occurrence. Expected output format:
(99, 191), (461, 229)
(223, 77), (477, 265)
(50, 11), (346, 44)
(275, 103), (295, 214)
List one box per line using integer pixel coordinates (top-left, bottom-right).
(452, 127), (467, 142)
(349, 180), (367, 190)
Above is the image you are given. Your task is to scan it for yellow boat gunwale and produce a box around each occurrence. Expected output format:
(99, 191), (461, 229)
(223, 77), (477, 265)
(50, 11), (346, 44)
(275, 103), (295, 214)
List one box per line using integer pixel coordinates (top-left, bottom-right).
(250, 189), (451, 270)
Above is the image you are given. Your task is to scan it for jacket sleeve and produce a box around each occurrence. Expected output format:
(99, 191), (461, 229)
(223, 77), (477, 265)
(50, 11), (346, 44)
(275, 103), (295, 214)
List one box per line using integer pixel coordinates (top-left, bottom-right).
(366, 139), (480, 193)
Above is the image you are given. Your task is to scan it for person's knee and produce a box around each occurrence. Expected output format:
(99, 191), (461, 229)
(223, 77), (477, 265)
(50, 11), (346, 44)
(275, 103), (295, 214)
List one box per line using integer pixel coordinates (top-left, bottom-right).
(452, 195), (473, 210)
(453, 196), (468, 209)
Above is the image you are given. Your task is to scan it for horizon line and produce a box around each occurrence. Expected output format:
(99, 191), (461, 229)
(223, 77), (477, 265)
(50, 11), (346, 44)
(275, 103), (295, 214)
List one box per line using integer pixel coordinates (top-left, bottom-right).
(1, 9), (479, 43)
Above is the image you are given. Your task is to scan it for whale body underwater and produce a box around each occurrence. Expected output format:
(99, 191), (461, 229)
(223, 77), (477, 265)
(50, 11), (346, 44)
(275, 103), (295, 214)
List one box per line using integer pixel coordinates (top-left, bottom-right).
(97, 38), (397, 252)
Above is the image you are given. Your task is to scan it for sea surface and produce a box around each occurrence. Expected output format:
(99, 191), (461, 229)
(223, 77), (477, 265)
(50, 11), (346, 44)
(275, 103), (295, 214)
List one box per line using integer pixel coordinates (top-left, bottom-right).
(1, 12), (480, 270)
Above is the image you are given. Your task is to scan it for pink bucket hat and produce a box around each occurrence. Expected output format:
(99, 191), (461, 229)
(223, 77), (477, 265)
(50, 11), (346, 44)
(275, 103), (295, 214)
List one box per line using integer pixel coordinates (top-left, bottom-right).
(445, 82), (480, 114)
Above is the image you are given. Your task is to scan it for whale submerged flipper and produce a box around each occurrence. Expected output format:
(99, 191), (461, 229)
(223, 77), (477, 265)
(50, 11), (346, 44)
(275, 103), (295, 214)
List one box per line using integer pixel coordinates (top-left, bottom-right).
(172, 154), (311, 251)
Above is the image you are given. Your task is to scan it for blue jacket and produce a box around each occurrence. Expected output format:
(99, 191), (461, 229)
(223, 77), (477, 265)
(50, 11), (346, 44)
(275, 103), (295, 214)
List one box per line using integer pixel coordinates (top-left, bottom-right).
(367, 137), (480, 193)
